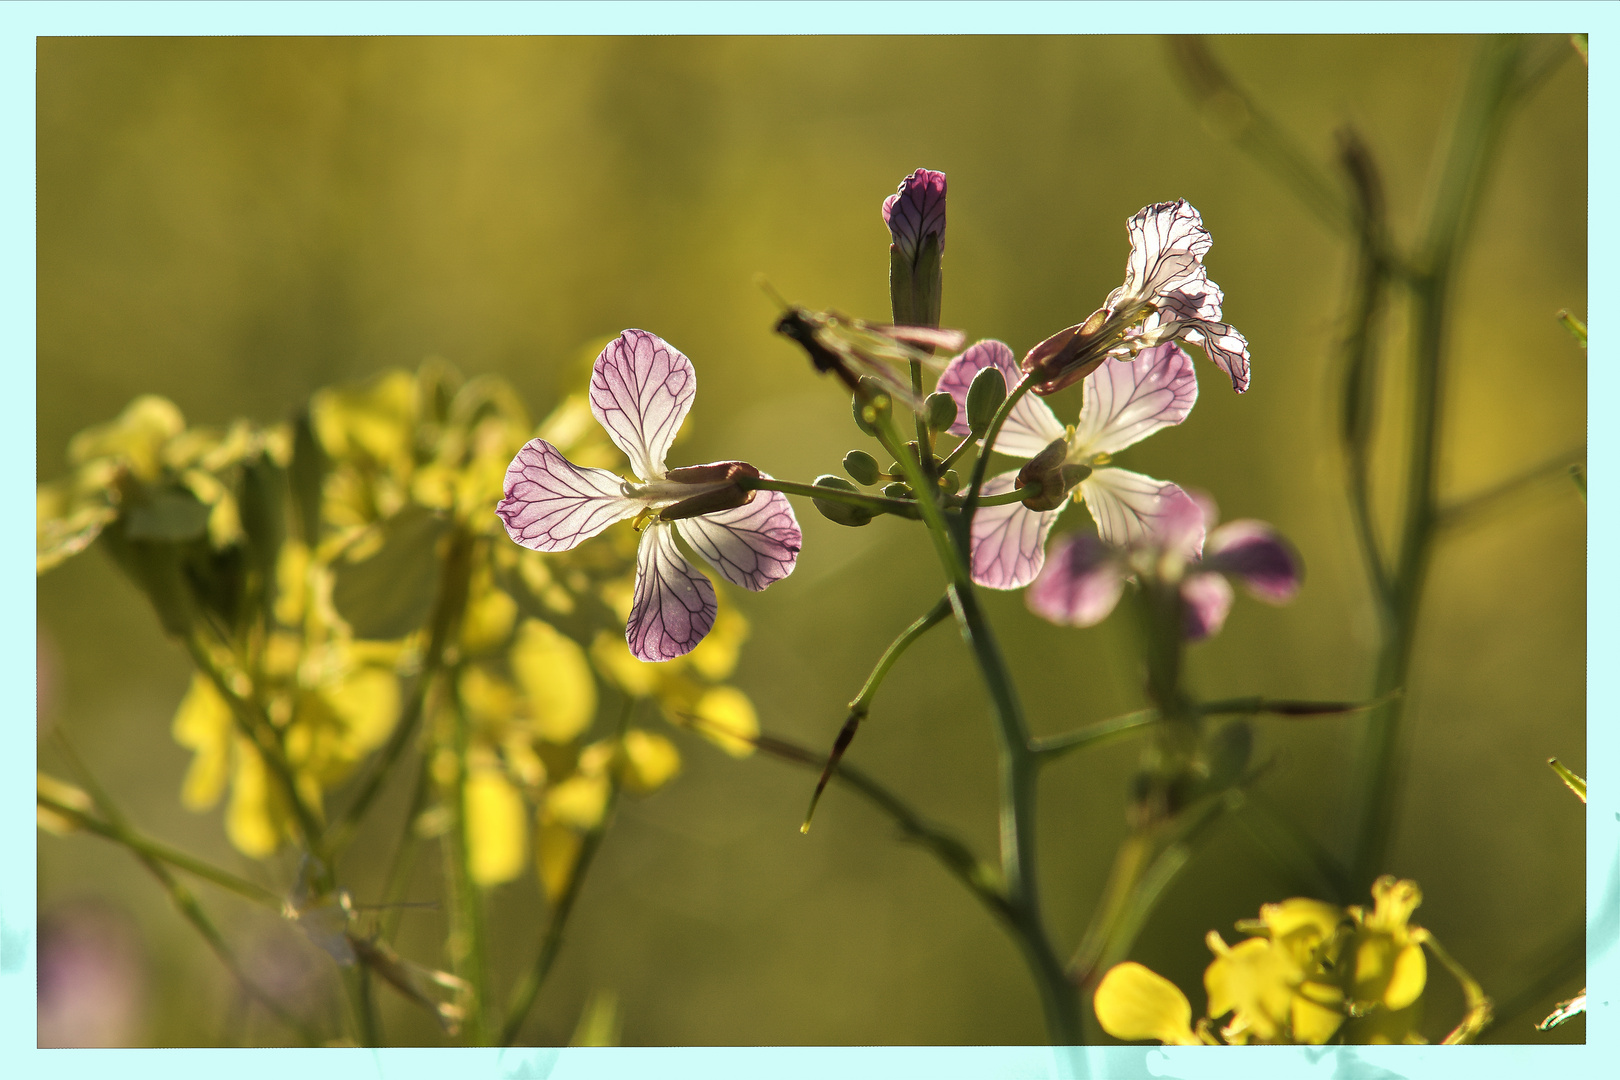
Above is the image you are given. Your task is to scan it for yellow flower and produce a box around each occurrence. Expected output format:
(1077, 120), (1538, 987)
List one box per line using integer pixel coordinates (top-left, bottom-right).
(1094, 962), (1202, 1045)
(465, 765), (529, 886)
(511, 620), (596, 743)
(1348, 877), (1427, 1011)
(620, 730), (681, 794)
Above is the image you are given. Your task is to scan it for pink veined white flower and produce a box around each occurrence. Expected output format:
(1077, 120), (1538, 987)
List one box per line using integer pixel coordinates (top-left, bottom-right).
(937, 338), (1200, 590)
(1028, 493), (1302, 640)
(1023, 199), (1251, 396)
(496, 330), (801, 662)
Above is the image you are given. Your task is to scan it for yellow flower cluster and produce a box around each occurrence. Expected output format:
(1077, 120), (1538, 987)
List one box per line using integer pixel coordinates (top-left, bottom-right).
(1094, 877), (1435, 1046)
(39, 360), (764, 911)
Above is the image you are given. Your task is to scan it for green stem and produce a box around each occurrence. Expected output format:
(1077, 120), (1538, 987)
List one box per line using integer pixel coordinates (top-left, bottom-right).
(1349, 36), (1524, 887)
(851, 595), (952, 715)
(37, 793), (280, 908)
(183, 634), (328, 870)
(499, 701), (633, 1046)
(743, 725), (1014, 923)
(47, 737), (322, 1045)
(877, 407), (1080, 1045)
(1437, 448), (1587, 532)
(444, 674), (491, 1044)
(737, 474), (921, 519)
(329, 527), (476, 854)
(1029, 709), (1159, 763)
(802, 594), (953, 831)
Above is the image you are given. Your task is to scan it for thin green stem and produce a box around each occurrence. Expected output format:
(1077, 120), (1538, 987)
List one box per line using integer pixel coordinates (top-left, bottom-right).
(183, 634), (327, 868)
(802, 594), (953, 831)
(329, 527), (476, 854)
(444, 673), (491, 1045)
(963, 374), (1039, 525)
(1438, 447), (1587, 532)
(36, 793), (280, 908)
(1199, 695), (1388, 718)
(1029, 709), (1159, 763)
(499, 700), (633, 1046)
(876, 406), (1080, 1044)
(851, 595), (953, 715)
(681, 712), (1015, 929)
(47, 736), (322, 1045)
(1349, 36), (1524, 887)
(737, 474), (921, 519)
(937, 432), (974, 472)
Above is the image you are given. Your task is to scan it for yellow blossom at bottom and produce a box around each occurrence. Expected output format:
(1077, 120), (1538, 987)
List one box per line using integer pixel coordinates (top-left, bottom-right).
(1094, 962), (1202, 1046)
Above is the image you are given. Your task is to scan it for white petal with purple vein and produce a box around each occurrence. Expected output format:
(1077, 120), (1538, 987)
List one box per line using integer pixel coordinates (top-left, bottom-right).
(1116, 200), (1212, 307)
(1079, 468), (1203, 553)
(1072, 343), (1198, 457)
(676, 487), (802, 592)
(936, 340), (1065, 459)
(496, 439), (641, 552)
(969, 471), (1067, 590)
(590, 329), (696, 481)
(626, 524), (717, 662)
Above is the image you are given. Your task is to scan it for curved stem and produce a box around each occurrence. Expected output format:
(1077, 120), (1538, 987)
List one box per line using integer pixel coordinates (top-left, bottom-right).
(802, 594), (953, 831)
(1349, 36), (1524, 886)
(877, 407), (1080, 1044)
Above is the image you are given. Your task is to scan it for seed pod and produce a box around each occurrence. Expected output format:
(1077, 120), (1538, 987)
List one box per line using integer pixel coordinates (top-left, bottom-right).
(938, 469), (961, 496)
(882, 481), (910, 500)
(811, 475), (873, 527)
(924, 392), (958, 433)
(966, 366), (1007, 435)
(842, 450), (881, 486)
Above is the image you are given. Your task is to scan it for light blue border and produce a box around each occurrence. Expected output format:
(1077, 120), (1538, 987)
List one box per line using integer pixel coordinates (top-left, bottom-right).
(5, 3), (1613, 1079)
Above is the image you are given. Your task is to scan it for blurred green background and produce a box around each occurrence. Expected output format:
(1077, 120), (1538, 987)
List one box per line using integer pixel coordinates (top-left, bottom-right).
(36, 35), (1585, 1046)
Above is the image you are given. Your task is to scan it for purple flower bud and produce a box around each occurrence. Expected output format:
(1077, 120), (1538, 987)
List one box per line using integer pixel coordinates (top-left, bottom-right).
(882, 168), (947, 264)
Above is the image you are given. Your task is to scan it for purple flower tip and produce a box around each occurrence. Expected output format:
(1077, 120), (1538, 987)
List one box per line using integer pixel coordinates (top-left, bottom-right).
(1204, 520), (1302, 603)
(882, 168), (947, 262)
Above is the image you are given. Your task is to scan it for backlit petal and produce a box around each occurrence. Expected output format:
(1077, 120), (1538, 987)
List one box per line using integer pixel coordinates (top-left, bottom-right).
(1116, 200), (1212, 308)
(1072, 342), (1198, 457)
(1080, 468), (1204, 554)
(496, 438), (640, 552)
(968, 472), (1067, 589)
(675, 486), (801, 591)
(1027, 531), (1128, 627)
(589, 329), (696, 480)
(936, 340), (1065, 458)
(1205, 520), (1302, 603)
(882, 168), (947, 261)
(1180, 572), (1234, 641)
(627, 524), (717, 662)
(1178, 319), (1251, 394)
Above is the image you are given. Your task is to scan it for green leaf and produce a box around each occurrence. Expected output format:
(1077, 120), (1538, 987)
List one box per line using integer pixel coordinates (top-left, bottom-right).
(123, 486), (210, 542)
(331, 506), (450, 640)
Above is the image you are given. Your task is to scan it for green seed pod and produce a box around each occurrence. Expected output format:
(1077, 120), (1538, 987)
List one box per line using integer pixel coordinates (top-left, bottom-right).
(851, 392), (878, 437)
(842, 450), (881, 486)
(811, 475), (873, 527)
(924, 392), (958, 433)
(882, 481), (911, 500)
(966, 366), (1008, 435)
(938, 469), (960, 496)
